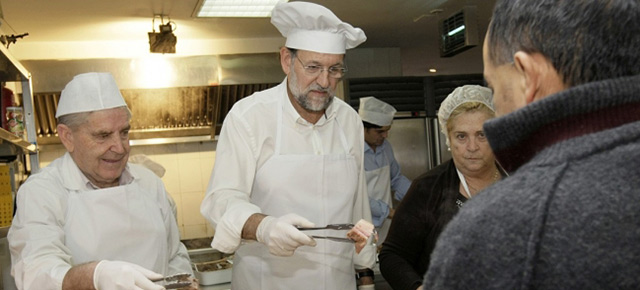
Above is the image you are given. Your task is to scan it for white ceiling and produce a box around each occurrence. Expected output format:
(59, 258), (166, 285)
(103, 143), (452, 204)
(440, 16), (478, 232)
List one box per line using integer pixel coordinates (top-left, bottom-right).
(0, 0), (495, 74)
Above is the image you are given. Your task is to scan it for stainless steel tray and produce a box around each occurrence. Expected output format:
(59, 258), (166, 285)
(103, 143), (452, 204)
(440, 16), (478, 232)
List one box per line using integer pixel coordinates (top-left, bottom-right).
(188, 248), (233, 286)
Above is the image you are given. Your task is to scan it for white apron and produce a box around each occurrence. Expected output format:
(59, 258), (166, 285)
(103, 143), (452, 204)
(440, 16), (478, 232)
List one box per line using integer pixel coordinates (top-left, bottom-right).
(63, 181), (169, 274)
(365, 164), (392, 243)
(233, 97), (358, 290)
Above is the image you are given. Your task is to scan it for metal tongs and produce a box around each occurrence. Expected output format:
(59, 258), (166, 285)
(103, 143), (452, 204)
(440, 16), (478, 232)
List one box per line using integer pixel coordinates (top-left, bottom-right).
(151, 273), (192, 289)
(296, 223), (354, 231)
(297, 223), (355, 243)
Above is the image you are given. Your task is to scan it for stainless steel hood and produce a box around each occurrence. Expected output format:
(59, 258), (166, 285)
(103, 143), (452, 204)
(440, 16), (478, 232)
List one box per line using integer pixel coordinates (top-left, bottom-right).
(22, 53), (284, 92)
(33, 87), (218, 145)
(24, 48), (404, 147)
(25, 53), (284, 146)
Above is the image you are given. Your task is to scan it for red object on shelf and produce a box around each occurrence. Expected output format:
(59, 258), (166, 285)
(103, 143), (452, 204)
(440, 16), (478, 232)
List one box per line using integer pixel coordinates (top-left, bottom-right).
(1, 87), (14, 130)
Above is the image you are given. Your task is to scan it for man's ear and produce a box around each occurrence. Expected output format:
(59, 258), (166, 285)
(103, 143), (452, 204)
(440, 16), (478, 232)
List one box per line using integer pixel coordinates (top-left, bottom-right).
(513, 51), (565, 104)
(57, 124), (75, 153)
(280, 47), (292, 75)
(513, 51), (539, 105)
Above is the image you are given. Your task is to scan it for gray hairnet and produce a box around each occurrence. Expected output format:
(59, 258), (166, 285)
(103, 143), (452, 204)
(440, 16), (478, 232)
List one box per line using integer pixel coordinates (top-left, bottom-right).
(437, 85), (494, 148)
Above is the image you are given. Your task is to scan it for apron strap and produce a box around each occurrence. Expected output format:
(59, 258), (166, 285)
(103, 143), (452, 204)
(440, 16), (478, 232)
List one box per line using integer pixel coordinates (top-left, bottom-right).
(456, 168), (472, 199)
(333, 116), (350, 154)
(275, 95), (284, 155)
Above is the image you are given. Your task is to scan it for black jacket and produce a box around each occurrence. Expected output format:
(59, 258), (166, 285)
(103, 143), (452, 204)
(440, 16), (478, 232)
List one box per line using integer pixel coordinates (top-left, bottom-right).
(379, 159), (465, 290)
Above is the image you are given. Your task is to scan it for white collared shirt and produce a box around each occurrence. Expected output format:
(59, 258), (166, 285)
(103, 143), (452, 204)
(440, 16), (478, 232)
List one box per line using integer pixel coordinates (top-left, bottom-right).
(201, 79), (373, 268)
(81, 164), (134, 190)
(8, 153), (192, 290)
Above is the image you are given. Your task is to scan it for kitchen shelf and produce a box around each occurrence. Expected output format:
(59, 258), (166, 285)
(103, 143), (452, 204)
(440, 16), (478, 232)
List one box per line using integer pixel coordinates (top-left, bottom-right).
(0, 43), (39, 172)
(0, 129), (36, 153)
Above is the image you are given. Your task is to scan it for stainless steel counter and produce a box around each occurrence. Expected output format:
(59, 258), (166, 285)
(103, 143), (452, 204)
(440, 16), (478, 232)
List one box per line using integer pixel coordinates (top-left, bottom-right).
(196, 262), (392, 290)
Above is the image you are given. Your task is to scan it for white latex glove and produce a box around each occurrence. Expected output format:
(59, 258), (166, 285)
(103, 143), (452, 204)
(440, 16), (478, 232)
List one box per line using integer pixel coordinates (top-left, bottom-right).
(256, 213), (318, 256)
(93, 260), (164, 290)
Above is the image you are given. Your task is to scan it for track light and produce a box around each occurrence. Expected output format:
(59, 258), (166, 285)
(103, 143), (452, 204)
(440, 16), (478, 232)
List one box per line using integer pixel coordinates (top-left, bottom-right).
(0, 33), (29, 48)
(148, 15), (177, 54)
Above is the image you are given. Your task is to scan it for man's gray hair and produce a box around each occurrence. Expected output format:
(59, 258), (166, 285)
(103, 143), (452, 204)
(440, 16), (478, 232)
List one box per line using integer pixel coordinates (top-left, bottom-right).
(57, 106), (132, 130)
(487, 0), (640, 87)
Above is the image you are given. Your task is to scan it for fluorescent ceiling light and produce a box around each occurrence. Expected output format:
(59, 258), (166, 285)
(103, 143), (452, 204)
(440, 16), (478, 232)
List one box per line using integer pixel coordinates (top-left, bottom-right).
(195, 0), (288, 18)
(447, 25), (466, 37)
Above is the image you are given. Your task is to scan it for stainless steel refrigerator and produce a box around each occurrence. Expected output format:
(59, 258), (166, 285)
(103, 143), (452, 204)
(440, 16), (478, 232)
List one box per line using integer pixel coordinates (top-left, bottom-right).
(386, 114), (451, 187)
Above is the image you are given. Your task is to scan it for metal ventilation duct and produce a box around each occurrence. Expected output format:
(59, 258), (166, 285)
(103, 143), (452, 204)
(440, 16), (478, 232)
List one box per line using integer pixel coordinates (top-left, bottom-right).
(33, 83), (278, 145)
(33, 86), (216, 145)
(22, 53), (284, 146)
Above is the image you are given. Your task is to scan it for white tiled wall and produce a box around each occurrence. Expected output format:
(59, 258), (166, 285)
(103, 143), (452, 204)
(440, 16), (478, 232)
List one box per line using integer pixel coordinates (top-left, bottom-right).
(38, 141), (218, 240)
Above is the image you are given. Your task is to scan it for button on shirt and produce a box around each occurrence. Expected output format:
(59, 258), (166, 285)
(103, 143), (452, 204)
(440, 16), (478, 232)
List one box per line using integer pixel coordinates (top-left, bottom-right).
(364, 140), (412, 226)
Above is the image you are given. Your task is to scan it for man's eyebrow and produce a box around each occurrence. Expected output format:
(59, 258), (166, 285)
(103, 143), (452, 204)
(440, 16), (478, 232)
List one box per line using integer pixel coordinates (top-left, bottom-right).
(92, 130), (112, 136)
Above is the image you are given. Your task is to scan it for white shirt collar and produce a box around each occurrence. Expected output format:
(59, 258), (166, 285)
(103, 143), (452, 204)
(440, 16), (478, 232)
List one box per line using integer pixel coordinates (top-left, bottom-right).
(364, 139), (387, 154)
(60, 152), (136, 191)
(282, 80), (338, 127)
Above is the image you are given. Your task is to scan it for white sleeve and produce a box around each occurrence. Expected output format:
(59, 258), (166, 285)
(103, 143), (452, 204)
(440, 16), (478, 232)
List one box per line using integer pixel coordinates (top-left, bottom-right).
(351, 120), (377, 269)
(8, 178), (72, 290)
(158, 180), (193, 275)
(387, 143), (412, 200)
(201, 111), (262, 253)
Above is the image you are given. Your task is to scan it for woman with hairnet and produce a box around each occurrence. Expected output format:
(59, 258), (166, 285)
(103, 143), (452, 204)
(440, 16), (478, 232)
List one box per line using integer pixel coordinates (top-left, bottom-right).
(378, 85), (506, 290)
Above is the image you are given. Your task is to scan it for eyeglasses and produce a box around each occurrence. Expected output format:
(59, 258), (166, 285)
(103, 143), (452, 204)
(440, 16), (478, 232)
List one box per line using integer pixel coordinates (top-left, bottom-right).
(294, 55), (348, 79)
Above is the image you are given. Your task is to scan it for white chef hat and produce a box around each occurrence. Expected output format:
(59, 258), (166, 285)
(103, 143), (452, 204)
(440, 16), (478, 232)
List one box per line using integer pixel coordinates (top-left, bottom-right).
(56, 72), (128, 118)
(437, 85), (494, 147)
(270, 1), (367, 54)
(358, 96), (397, 127)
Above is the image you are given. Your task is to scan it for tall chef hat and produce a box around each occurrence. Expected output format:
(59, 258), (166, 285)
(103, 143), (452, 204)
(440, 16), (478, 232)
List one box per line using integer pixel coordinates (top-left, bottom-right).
(270, 1), (367, 54)
(358, 97), (397, 127)
(56, 72), (128, 118)
(437, 85), (494, 148)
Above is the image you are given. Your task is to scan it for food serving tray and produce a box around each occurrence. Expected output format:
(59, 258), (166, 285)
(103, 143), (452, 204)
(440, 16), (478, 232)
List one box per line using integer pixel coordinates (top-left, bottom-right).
(188, 248), (233, 286)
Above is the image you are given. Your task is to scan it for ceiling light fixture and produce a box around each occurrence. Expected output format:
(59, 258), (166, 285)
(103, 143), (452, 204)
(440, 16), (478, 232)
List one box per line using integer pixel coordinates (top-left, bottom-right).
(194, 0), (288, 18)
(148, 15), (177, 54)
(439, 6), (479, 57)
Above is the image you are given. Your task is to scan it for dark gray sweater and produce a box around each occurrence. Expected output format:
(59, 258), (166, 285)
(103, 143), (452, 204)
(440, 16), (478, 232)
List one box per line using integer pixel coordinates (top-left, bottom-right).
(423, 75), (640, 289)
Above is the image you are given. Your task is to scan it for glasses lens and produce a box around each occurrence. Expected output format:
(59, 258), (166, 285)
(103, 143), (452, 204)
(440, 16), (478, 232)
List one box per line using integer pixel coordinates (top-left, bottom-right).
(296, 55), (346, 78)
(328, 67), (346, 78)
(305, 66), (321, 74)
